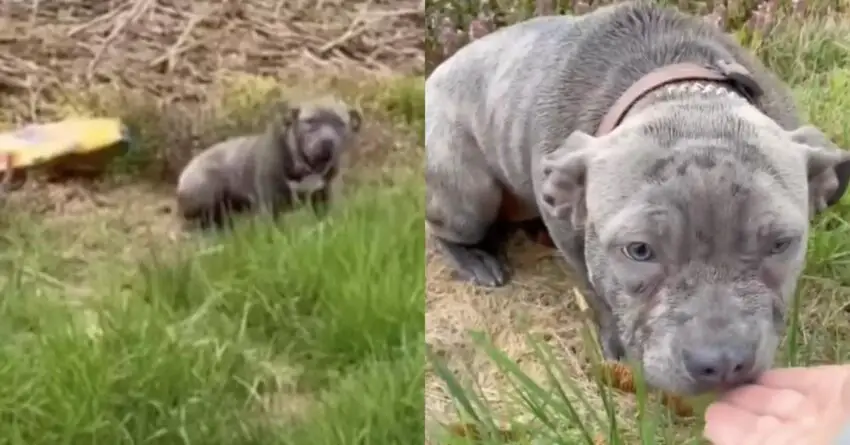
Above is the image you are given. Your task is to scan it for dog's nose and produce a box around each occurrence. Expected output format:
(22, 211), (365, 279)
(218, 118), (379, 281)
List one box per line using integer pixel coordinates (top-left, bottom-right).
(682, 344), (756, 387)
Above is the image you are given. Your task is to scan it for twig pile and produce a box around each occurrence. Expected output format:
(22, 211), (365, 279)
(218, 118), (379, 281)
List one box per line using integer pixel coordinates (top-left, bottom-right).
(0, 0), (423, 119)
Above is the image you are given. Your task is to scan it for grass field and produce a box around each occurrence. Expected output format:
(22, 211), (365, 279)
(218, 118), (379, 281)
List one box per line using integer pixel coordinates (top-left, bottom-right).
(0, 169), (424, 444)
(424, 2), (850, 444)
(0, 0), (426, 443)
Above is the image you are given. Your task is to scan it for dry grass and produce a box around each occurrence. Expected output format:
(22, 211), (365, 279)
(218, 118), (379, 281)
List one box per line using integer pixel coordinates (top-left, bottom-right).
(424, 2), (850, 445)
(0, 0), (422, 105)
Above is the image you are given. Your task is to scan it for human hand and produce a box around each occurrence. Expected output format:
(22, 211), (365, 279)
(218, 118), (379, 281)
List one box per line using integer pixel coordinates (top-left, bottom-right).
(703, 365), (850, 445)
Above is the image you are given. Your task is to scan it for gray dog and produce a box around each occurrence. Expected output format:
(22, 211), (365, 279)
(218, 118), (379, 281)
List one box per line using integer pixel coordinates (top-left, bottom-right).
(177, 97), (362, 229)
(426, 1), (850, 395)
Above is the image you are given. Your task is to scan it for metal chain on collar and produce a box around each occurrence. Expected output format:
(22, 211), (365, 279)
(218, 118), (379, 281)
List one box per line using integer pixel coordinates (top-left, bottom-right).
(656, 81), (744, 99)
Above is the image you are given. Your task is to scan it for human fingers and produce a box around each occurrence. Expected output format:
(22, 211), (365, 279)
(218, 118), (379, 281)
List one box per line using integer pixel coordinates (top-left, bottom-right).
(703, 401), (781, 445)
(717, 384), (816, 421)
(756, 366), (850, 393)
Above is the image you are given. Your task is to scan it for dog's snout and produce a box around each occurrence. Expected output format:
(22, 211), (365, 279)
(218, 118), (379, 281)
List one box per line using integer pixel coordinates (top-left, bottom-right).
(682, 343), (756, 387)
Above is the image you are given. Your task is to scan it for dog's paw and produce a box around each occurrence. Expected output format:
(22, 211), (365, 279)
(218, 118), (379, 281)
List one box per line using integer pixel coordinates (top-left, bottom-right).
(540, 166), (580, 220)
(539, 156), (587, 226)
(539, 132), (594, 226)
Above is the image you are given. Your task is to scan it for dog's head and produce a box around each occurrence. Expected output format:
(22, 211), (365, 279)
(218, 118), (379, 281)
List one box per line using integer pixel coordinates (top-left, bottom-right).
(538, 96), (850, 395)
(270, 98), (362, 194)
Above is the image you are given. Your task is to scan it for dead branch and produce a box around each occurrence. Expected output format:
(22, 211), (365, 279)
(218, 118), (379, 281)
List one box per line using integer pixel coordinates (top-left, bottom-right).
(0, 0), (423, 121)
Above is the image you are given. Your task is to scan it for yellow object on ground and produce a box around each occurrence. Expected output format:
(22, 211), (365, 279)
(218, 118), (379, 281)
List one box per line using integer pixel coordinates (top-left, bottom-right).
(0, 118), (130, 175)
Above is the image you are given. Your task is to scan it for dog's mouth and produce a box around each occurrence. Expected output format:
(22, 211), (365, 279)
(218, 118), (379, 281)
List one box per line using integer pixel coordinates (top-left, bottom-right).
(682, 371), (759, 395)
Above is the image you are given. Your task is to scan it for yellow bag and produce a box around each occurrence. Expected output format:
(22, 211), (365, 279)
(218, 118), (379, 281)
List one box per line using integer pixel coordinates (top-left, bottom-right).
(0, 118), (130, 176)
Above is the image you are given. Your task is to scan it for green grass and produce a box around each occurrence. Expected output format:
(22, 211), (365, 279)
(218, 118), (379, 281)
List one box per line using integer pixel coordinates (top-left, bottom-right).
(0, 177), (424, 444)
(426, 6), (850, 445)
(0, 176), (424, 444)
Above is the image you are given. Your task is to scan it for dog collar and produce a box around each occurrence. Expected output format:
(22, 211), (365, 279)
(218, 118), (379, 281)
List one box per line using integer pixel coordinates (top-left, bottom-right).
(595, 61), (764, 136)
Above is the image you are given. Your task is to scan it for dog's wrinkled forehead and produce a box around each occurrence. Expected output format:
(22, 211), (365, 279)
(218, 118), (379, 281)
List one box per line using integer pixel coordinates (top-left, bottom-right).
(586, 101), (810, 226)
(297, 107), (348, 129)
(295, 99), (358, 130)
(609, 150), (805, 253)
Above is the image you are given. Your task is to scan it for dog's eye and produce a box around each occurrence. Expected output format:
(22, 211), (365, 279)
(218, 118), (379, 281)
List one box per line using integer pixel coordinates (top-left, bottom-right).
(622, 242), (655, 262)
(769, 238), (793, 255)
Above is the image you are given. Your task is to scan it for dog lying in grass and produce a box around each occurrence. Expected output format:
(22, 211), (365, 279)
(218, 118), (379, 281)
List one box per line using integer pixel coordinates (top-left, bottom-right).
(425, 1), (850, 397)
(176, 97), (362, 229)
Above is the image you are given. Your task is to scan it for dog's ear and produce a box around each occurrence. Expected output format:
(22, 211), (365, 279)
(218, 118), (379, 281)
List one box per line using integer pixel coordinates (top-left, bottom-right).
(284, 103), (301, 126)
(348, 108), (362, 133)
(268, 101), (300, 140)
(789, 125), (850, 215)
(539, 131), (595, 228)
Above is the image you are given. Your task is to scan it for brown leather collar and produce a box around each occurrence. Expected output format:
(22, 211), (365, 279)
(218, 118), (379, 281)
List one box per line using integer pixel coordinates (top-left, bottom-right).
(595, 60), (763, 136)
